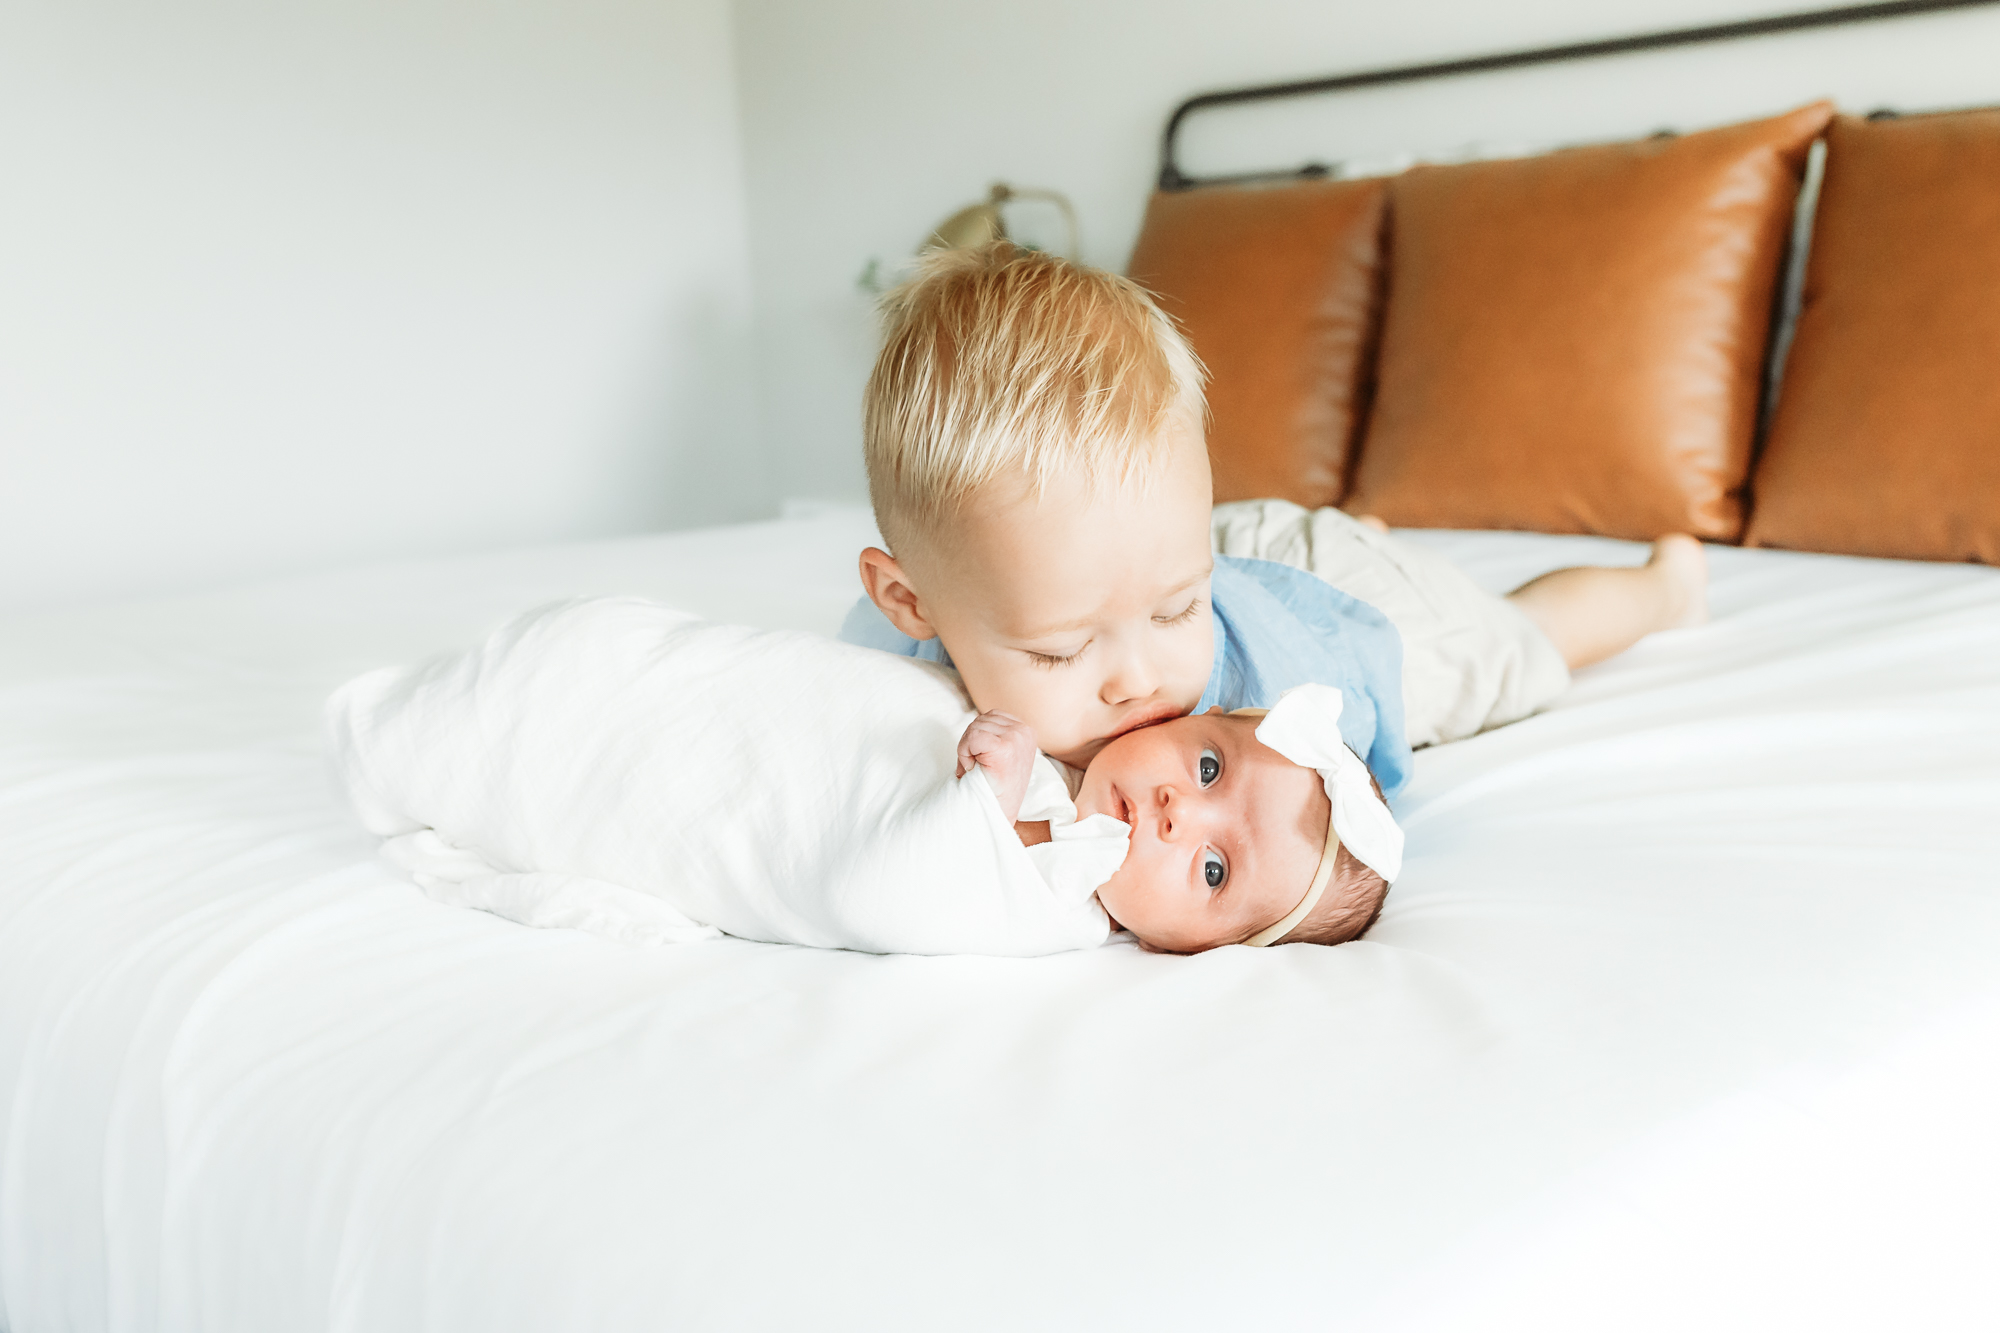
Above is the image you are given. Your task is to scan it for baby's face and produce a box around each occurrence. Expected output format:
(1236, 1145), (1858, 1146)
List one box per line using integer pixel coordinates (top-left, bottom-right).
(902, 423), (1216, 768)
(1079, 710), (1328, 953)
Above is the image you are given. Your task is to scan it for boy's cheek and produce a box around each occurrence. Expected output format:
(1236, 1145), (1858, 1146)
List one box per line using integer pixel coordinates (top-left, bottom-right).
(995, 676), (1089, 756)
(981, 674), (1100, 764)
(952, 656), (1064, 735)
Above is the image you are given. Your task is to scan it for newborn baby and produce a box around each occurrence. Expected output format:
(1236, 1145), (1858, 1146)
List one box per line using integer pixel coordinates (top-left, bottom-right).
(964, 690), (1402, 952)
(330, 598), (1399, 956)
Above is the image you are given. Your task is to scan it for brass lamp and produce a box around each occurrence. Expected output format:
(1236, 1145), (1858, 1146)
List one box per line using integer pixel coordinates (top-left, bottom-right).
(924, 182), (1079, 258)
(858, 182), (1080, 294)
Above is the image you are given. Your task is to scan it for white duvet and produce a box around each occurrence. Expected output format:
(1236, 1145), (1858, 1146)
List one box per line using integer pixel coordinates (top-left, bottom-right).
(328, 597), (1127, 955)
(4, 509), (1999, 1333)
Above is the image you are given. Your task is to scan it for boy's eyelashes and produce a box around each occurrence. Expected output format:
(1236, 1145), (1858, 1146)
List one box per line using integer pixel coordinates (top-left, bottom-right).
(1018, 597), (1202, 668)
(1024, 643), (1087, 668)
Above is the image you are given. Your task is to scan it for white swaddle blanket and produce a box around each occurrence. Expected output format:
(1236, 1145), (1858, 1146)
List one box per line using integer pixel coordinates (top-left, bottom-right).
(327, 598), (1131, 956)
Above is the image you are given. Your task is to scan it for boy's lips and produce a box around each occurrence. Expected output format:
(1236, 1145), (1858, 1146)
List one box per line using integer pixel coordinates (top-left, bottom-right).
(1108, 702), (1181, 740)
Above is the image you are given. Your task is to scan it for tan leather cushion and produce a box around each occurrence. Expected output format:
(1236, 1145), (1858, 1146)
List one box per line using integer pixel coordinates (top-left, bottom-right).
(1347, 102), (1832, 541)
(1747, 110), (2000, 563)
(1128, 177), (1387, 509)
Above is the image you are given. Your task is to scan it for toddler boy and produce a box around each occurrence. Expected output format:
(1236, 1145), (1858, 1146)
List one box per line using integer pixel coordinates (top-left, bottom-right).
(841, 242), (1706, 820)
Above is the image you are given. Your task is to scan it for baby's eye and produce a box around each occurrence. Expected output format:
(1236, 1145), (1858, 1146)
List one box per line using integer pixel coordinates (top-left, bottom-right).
(1198, 746), (1221, 788)
(1202, 850), (1227, 890)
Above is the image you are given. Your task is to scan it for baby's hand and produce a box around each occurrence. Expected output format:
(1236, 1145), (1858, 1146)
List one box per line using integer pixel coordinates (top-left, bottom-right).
(957, 710), (1039, 824)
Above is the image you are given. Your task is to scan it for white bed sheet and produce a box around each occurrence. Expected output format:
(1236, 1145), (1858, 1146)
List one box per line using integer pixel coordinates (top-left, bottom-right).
(3, 510), (1997, 1332)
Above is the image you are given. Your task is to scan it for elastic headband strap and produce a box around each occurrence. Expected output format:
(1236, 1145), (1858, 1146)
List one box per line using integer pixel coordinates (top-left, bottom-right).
(1228, 706), (1337, 948)
(1244, 818), (1340, 947)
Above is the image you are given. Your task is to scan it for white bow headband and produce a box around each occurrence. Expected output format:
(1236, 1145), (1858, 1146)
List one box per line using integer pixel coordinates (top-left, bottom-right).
(1231, 684), (1404, 947)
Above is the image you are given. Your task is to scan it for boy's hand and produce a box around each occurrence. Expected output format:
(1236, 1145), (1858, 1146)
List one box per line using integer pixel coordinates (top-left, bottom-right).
(957, 710), (1038, 824)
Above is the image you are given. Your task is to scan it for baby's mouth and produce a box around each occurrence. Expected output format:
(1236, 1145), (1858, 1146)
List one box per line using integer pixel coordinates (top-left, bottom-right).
(1112, 785), (1133, 826)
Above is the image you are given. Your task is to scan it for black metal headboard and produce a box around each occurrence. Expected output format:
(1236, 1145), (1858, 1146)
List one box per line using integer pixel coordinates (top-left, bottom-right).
(1158, 0), (2000, 191)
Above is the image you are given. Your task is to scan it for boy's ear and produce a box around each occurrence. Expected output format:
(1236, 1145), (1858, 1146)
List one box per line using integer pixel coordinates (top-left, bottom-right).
(858, 547), (940, 642)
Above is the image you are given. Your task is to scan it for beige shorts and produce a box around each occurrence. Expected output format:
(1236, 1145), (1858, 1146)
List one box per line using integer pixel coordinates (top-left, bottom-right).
(1211, 499), (1570, 749)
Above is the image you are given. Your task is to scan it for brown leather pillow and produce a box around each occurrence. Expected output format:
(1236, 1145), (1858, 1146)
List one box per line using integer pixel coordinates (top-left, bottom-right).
(1747, 109), (2000, 563)
(1346, 102), (1832, 541)
(1128, 177), (1387, 509)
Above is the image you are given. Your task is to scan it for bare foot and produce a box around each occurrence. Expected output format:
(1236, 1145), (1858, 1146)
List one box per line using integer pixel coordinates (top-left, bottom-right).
(1355, 514), (1389, 533)
(1648, 534), (1709, 629)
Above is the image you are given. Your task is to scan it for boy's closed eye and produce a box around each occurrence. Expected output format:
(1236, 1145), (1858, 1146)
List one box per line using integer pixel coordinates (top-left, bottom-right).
(1026, 643), (1088, 669)
(1025, 596), (1198, 667)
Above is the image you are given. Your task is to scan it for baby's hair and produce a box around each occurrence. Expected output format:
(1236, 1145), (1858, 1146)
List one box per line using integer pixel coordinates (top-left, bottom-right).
(863, 240), (1206, 565)
(1280, 844), (1389, 946)
(1280, 761), (1391, 947)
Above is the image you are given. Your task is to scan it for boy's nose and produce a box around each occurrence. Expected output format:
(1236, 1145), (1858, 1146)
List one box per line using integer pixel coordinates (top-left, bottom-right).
(1099, 651), (1158, 706)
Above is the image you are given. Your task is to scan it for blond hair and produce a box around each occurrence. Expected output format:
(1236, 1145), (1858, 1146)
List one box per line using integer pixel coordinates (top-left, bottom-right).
(863, 241), (1205, 561)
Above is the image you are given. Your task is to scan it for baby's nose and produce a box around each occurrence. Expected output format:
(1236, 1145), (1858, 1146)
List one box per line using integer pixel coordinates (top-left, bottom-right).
(1154, 783), (1219, 842)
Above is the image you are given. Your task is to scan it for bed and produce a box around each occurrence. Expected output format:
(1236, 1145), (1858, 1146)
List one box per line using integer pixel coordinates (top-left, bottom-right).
(5, 505), (1997, 1330)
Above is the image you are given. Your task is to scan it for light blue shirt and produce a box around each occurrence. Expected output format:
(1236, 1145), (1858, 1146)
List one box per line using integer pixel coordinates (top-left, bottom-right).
(837, 554), (1411, 800)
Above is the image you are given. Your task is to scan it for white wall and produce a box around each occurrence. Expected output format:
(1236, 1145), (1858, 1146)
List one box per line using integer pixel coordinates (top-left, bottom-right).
(732, 0), (2000, 510)
(0, 0), (764, 611)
